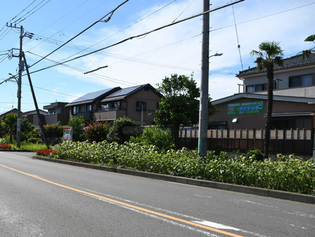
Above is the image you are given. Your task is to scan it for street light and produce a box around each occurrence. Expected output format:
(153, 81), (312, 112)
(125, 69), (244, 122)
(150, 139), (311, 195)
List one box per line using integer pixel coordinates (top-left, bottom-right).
(198, 51), (223, 157)
(209, 52), (223, 58)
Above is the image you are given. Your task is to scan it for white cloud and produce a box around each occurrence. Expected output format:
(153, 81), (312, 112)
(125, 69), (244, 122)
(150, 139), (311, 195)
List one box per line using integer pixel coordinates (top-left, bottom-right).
(20, 0), (315, 107)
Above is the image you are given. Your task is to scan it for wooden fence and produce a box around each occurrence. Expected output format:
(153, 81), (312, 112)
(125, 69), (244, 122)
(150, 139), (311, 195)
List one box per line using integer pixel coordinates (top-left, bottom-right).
(179, 128), (314, 156)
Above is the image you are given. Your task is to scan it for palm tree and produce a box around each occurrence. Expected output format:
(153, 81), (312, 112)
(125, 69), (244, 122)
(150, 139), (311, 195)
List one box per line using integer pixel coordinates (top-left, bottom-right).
(250, 41), (283, 158)
(301, 34), (315, 59)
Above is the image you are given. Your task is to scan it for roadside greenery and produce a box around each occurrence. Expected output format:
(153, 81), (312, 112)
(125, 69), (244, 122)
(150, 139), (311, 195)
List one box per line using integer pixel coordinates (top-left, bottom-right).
(68, 116), (85, 141)
(53, 140), (315, 195)
(131, 127), (174, 151)
(107, 117), (141, 144)
(84, 121), (110, 142)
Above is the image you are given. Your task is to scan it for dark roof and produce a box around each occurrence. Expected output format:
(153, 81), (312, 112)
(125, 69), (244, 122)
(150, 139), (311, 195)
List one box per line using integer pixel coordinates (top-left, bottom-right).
(0, 108), (18, 117)
(237, 53), (315, 77)
(66, 87), (121, 106)
(23, 109), (48, 115)
(101, 84), (162, 103)
(43, 102), (68, 110)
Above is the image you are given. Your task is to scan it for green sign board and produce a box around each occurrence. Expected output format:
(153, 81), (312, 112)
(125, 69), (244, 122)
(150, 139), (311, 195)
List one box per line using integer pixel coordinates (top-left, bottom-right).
(228, 101), (263, 115)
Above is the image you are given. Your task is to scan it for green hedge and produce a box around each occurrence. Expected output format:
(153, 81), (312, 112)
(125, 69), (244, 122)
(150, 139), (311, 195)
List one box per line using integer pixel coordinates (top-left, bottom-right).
(54, 141), (315, 195)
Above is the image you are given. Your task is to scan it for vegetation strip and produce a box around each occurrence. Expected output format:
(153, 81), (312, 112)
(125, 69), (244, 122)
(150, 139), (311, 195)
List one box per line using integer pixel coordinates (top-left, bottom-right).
(51, 141), (314, 196)
(0, 163), (244, 237)
(33, 155), (315, 204)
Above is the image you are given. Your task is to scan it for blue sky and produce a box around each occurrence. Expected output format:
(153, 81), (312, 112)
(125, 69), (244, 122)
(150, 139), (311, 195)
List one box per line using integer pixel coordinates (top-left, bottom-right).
(0, 0), (314, 113)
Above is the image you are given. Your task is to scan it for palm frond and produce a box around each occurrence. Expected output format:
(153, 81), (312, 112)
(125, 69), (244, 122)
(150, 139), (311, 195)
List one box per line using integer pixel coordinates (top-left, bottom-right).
(305, 34), (315, 42)
(274, 56), (283, 66)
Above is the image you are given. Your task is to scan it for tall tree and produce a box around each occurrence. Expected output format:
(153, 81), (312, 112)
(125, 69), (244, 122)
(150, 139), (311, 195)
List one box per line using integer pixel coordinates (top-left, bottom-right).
(154, 74), (215, 147)
(250, 41), (283, 158)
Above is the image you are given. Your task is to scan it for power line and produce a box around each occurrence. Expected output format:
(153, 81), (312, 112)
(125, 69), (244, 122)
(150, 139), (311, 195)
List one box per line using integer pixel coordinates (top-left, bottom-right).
(211, 1), (315, 33)
(29, 0), (130, 68)
(231, 3), (243, 70)
(25, 0), (111, 52)
(26, 51), (136, 86)
(13, 0), (51, 24)
(28, 0), (244, 75)
(172, 0), (196, 22)
(9, 0), (37, 23)
(33, 0), (177, 67)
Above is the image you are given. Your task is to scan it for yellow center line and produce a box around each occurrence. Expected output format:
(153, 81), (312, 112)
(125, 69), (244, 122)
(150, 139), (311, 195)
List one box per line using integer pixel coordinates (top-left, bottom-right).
(0, 163), (244, 237)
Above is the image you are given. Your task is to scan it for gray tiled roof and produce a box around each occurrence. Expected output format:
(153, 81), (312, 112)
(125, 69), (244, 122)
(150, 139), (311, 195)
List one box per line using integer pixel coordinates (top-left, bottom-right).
(237, 53), (315, 76)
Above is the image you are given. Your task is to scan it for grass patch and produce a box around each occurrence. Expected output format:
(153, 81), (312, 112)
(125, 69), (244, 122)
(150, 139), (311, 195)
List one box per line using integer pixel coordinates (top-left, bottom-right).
(10, 142), (49, 151)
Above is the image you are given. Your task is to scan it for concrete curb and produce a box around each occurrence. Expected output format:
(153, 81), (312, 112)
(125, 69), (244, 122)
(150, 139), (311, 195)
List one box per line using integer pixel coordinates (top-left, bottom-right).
(0, 149), (32, 152)
(33, 156), (315, 204)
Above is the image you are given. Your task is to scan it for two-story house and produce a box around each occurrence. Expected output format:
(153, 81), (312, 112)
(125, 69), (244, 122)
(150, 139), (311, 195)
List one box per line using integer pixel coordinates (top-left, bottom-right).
(42, 102), (70, 125)
(66, 84), (162, 126)
(209, 53), (315, 130)
(66, 87), (120, 121)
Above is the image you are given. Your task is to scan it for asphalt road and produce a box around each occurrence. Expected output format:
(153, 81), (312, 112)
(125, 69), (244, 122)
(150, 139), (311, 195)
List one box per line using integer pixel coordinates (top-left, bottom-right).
(0, 151), (314, 237)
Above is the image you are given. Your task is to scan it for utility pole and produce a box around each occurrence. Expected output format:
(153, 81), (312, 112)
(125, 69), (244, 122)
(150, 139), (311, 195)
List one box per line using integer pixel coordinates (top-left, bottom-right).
(17, 25), (24, 148)
(198, 0), (210, 157)
(6, 23), (24, 148)
(197, 0), (243, 156)
(22, 53), (49, 149)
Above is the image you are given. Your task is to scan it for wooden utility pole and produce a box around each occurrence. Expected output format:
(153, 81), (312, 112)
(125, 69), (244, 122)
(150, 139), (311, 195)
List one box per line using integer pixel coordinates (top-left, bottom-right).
(22, 53), (49, 149)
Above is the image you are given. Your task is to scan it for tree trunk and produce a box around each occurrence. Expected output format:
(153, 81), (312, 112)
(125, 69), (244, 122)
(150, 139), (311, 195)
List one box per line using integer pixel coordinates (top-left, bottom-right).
(264, 64), (274, 158)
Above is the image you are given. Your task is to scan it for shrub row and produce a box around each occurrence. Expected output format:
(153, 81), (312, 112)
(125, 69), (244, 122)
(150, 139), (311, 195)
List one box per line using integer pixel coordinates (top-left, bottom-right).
(53, 141), (315, 195)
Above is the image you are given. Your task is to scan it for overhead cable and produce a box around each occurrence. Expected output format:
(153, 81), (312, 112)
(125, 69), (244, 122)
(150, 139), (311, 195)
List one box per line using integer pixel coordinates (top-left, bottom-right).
(29, 0), (129, 68)
(231, 3), (243, 70)
(34, 0), (175, 65)
(29, 0), (244, 75)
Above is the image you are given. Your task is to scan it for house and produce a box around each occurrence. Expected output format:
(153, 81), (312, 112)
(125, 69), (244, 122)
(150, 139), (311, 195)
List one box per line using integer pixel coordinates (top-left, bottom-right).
(0, 108), (18, 119)
(66, 87), (120, 121)
(209, 53), (315, 130)
(22, 109), (48, 128)
(43, 102), (70, 125)
(66, 84), (162, 125)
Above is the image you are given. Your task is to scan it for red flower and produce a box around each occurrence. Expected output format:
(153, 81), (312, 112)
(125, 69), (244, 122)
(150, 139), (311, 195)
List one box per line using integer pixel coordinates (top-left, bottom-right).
(0, 144), (11, 149)
(36, 149), (54, 157)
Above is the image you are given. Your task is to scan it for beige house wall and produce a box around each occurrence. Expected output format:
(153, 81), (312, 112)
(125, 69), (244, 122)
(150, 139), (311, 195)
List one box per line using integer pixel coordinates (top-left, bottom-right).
(210, 98), (315, 130)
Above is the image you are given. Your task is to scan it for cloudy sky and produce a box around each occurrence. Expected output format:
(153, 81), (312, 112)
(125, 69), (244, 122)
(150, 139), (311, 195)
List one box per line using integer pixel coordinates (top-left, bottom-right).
(0, 0), (314, 113)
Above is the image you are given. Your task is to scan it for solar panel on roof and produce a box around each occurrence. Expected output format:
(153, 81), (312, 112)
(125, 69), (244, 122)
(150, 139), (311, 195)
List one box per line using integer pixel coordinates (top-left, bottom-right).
(70, 88), (113, 103)
(107, 85), (142, 98)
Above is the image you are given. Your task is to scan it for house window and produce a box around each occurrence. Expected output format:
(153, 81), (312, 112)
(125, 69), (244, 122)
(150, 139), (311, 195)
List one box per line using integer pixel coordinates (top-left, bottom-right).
(102, 101), (121, 111)
(86, 104), (92, 112)
(136, 101), (146, 111)
(72, 105), (80, 115)
(246, 84), (266, 92)
(289, 74), (313, 88)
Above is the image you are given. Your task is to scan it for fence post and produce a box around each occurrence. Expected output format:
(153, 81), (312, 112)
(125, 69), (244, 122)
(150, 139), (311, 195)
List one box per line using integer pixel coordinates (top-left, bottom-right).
(283, 129), (286, 155)
(227, 129), (230, 151)
(246, 129), (249, 150)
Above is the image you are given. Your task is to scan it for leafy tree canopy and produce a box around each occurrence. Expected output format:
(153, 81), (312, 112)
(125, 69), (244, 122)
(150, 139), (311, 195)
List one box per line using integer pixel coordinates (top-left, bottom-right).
(154, 74), (215, 145)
